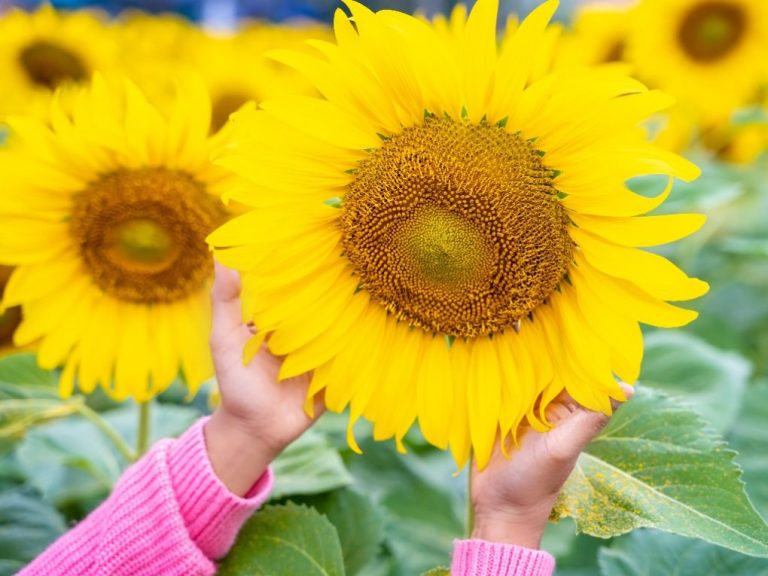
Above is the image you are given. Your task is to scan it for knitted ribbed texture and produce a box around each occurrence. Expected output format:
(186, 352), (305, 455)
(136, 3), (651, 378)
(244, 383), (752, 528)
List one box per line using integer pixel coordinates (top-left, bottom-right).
(20, 417), (556, 576)
(451, 539), (556, 576)
(19, 417), (273, 576)
(168, 417), (273, 560)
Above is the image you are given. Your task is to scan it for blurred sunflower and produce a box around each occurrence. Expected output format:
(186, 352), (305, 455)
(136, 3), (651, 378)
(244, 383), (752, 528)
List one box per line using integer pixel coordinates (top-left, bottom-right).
(112, 11), (203, 109)
(0, 266), (23, 356)
(0, 76), (230, 401)
(630, 0), (768, 122)
(209, 0), (708, 469)
(556, 4), (632, 69)
(656, 102), (768, 163)
(193, 22), (332, 134)
(0, 4), (119, 115)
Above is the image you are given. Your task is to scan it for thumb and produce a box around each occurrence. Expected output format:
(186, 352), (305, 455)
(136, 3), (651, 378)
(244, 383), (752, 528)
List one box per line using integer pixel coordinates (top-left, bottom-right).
(210, 262), (247, 351)
(549, 383), (635, 461)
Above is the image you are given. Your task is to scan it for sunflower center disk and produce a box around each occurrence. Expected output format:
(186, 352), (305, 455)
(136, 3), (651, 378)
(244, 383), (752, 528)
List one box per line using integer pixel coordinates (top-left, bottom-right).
(341, 117), (573, 338)
(678, 1), (746, 62)
(19, 41), (87, 89)
(71, 168), (226, 304)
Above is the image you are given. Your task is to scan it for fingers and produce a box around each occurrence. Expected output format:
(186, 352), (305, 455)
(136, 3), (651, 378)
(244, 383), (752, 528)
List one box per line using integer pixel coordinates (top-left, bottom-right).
(210, 262), (248, 351)
(549, 382), (636, 461)
(212, 261), (241, 302)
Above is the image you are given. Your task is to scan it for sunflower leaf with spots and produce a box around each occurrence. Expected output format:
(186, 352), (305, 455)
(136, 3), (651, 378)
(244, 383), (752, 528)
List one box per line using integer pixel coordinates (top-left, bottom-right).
(551, 387), (768, 557)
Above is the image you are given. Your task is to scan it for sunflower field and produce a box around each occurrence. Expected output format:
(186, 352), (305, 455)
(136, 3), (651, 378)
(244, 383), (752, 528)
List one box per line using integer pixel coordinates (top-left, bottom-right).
(1, 0), (767, 574)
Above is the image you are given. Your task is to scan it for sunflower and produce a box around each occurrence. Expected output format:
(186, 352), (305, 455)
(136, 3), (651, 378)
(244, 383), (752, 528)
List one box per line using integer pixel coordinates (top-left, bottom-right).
(629, 0), (768, 122)
(555, 4), (633, 69)
(0, 5), (119, 115)
(0, 266), (23, 356)
(653, 97), (768, 163)
(188, 22), (332, 134)
(209, 0), (708, 469)
(0, 75), (230, 401)
(112, 11), (203, 107)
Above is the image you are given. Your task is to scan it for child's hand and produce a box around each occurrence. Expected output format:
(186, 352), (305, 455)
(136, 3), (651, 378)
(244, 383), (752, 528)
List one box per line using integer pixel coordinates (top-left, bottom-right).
(470, 383), (635, 549)
(205, 263), (324, 495)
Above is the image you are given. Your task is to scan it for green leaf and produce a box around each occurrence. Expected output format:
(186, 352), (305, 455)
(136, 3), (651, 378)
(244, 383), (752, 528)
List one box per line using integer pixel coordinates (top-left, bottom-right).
(0, 354), (58, 398)
(598, 529), (768, 576)
(0, 489), (67, 575)
(641, 331), (751, 432)
(551, 388), (768, 557)
(355, 554), (395, 576)
(14, 402), (200, 513)
(731, 382), (768, 518)
(542, 518), (602, 576)
(15, 415), (122, 512)
(0, 354), (81, 456)
(271, 428), (352, 500)
(219, 503), (345, 576)
(0, 398), (83, 457)
(346, 438), (464, 576)
(104, 401), (200, 446)
(420, 568), (450, 576)
(302, 489), (385, 575)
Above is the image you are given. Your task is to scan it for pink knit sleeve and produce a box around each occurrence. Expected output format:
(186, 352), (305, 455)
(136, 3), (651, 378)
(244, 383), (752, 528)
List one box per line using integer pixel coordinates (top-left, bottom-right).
(19, 417), (273, 576)
(451, 539), (556, 576)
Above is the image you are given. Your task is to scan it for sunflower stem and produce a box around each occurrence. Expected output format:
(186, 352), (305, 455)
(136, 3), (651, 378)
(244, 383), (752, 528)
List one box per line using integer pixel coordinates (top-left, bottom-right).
(76, 404), (136, 463)
(136, 401), (151, 458)
(466, 461), (475, 538)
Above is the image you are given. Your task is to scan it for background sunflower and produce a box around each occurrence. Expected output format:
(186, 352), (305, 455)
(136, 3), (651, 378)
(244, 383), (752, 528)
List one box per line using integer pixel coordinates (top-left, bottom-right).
(0, 75), (231, 402)
(0, 4), (120, 115)
(629, 0), (768, 123)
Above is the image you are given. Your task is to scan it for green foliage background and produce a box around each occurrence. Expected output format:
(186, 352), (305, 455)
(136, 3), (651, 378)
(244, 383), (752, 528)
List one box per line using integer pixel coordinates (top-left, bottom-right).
(1, 155), (767, 574)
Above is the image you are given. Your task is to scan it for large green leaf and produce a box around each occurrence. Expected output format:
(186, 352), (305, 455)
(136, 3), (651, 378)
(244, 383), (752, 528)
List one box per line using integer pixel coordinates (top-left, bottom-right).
(303, 489), (385, 575)
(542, 519), (602, 576)
(0, 489), (67, 575)
(640, 331), (751, 432)
(15, 415), (122, 512)
(551, 388), (768, 557)
(355, 554), (395, 576)
(271, 428), (352, 500)
(218, 503), (345, 576)
(346, 438), (464, 576)
(731, 382), (768, 519)
(14, 402), (200, 513)
(598, 529), (768, 575)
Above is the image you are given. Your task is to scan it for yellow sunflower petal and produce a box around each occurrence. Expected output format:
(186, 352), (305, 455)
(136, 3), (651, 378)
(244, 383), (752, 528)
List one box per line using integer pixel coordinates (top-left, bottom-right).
(571, 212), (707, 247)
(416, 335), (453, 449)
(571, 227), (709, 301)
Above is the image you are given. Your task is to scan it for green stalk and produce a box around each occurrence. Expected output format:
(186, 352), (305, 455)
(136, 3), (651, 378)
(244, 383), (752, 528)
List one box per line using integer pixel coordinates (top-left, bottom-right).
(466, 460), (475, 537)
(136, 401), (151, 458)
(77, 404), (136, 462)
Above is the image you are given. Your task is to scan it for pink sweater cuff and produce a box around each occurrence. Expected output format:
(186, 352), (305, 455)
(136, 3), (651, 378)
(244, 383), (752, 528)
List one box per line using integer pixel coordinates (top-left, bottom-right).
(167, 417), (274, 560)
(451, 539), (555, 576)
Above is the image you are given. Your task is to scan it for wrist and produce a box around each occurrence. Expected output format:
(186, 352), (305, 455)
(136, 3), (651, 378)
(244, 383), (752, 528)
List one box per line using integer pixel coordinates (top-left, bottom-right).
(471, 504), (552, 549)
(205, 410), (279, 496)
